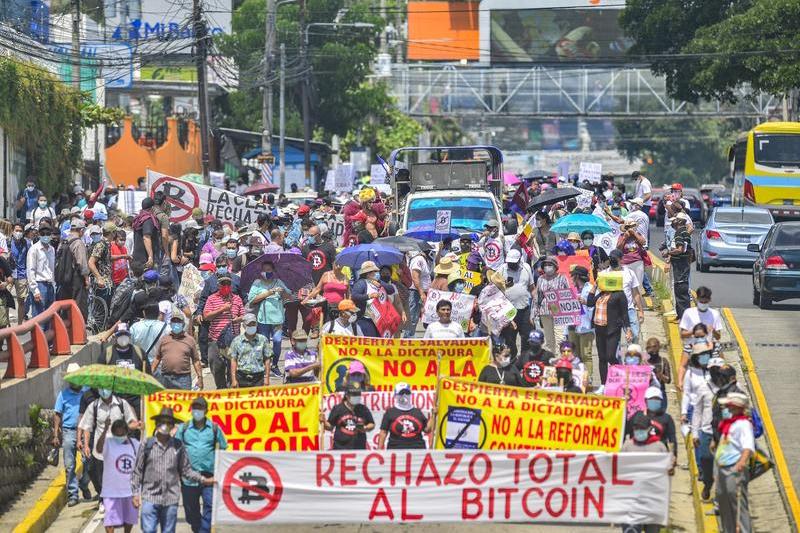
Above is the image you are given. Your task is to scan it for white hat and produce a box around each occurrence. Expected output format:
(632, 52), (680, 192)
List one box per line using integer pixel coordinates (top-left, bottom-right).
(626, 343), (643, 355)
(629, 197), (644, 206)
(506, 249), (522, 263)
(707, 357), (726, 369)
(645, 386), (663, 400)
(66, 362), (80, 373)
(394, 382), (411, 395)
(88, 224), (101, 235)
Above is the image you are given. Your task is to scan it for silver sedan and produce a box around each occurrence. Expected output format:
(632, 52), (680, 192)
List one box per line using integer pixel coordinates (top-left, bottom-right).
(696, 206), (774, 272)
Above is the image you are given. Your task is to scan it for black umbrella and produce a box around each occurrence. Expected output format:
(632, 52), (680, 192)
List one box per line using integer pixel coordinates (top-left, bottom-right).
(527, 186), (582, 211)
(374, 235), (432, 253)
(522, 169), (552, 181)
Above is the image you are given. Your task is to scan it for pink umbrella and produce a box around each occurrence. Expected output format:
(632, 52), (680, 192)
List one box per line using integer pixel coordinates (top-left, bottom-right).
(489, 171), (521, 186)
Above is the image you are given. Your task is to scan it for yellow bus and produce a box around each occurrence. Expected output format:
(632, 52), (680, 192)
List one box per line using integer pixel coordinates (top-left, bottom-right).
(730, 121), (800, 219)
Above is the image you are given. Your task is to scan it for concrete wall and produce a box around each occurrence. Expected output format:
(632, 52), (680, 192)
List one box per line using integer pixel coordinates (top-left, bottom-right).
(0, 342), (101, 427)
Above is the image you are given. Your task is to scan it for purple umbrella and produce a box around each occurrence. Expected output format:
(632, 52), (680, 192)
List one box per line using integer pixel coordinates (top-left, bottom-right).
(240, 252), (313, 298)
(490, 171), (521, 185)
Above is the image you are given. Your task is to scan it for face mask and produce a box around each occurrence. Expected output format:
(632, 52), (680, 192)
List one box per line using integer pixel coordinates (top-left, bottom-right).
(697, 302), (710, 312)
(395, 395), (412, 411)
(369, 272), (379, 281)
(245, 325), (257, 336)
(348, 396), (362, 406)
(624, 356), (640, 365)
(13, 231), (22, 240)
(217, 266), (228, 275)
(633, 429), (650, 443)
(721, 407), (733, 419)
(192, 409), (205, 422)
(156, 423), (170, 435)
(263, 271), (274, 279)
(350, 373), (365, 383)
(40, 236), (51, 245)
(498, 357), (511, 368)
(38, 201), (47, 208)
(201, 271), (210, 280)
(116, 336), (130, 348)
(348, 314), (358, 324)
(530, 343), (542, 353)
(647, 350), (659, 359)
(583, 238), (593, 247)
(454, 282), (466, 293)
(543, 265), (556, 275)
(99, 388), (112, 400)
(111, 435), (126, 444)
(646, 399), (662, 412)
(508, 262), (519, 271)
(226, 249), (237, 258)
(251, 248), (263, 256)
(609, 258), (620, 268)
(218, 285), (232, 297)
(697, 354), (711, 366)
(171, 323), (184, 335)
(26, 185), (34, 192)
(91, 235), (101, 243)
(295, 342), (307, 352)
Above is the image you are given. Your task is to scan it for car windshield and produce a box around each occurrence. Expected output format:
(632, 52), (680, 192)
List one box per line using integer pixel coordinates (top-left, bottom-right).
(715, 211), (773, 225)
(774, 225), (800, 246)
(407, 197), (497, 233)
(754, 134), (800, 167)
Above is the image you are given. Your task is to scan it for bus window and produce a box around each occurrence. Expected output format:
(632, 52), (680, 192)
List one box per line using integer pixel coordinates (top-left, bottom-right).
(754, 134), (800, 167)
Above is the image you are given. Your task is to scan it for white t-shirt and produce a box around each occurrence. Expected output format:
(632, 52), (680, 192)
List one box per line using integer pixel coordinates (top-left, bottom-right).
(497, 263), (534, 309)
(679, 307), (723, 334)
(409, 253), (431, 292)
(78, 397), (137, 460)
(101, 437), (140, 498)
(624, 210), (650, 247)
(424, 321), (465, 339)
(716, 419), (755, 467)
(634, 177), (652, 205)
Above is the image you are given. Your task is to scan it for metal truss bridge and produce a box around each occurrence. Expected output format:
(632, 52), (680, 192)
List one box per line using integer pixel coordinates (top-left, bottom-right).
(388, 64), (777, 119)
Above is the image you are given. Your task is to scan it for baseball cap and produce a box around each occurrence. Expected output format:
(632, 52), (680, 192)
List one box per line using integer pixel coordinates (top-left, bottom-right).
(529, 330), (545, 345)
(88, 224), (101, 235)
(349, 360), (366, 374)
(630, 197), (644, 206)
(297, 205), (310, 216)
(394, 382), (411, 395)
(645, 386), (663, 400)
(338, 299), (358, 312)
(506, 249), (522, 263)
(671, 183), (683, 191)
(191, 396), (208, 409)
(143, 269), (159, 282)
(242, 313), (257, 325)
(71, 219), (86, 229)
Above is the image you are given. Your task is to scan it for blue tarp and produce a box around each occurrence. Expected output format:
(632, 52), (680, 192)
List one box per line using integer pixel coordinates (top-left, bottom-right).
(242, 145), (320, 165)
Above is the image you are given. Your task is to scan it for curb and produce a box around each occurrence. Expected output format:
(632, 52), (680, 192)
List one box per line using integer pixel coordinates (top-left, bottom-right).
(661, 298), (719, 533)
(12, 456), (83, 533)
(723, 308), (800, 530)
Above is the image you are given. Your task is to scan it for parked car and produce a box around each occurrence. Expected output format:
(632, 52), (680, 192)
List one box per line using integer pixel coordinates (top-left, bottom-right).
(696, 207), (774, 272)
(749, 221), (800, 309)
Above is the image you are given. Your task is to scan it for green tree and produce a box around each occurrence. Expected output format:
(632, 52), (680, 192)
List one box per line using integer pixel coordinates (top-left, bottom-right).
(425, 117), (466, 146)
(614, 118), (749, 187)
(620, 0), (800, 103)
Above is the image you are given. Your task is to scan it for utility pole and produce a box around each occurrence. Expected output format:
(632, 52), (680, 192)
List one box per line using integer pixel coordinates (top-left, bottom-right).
(71, 0), (81, 91)
(193, 0), (211, 184)
(262, 0), (275, 162)
(279, 43), (286, 188)
(300, 0), (311, 187)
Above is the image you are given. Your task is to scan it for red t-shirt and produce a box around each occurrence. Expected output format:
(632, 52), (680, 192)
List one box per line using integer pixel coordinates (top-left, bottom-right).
(110, 243), (129, 285)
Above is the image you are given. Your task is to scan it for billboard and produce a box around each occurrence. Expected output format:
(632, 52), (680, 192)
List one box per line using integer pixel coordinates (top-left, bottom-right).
(490, 8), (631, 63)
(105, 0), (232, 42)
(407, 1), (479, 61)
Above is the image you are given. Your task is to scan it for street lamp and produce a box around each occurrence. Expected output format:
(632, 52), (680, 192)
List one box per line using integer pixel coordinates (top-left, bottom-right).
(300, 21), (375, 187)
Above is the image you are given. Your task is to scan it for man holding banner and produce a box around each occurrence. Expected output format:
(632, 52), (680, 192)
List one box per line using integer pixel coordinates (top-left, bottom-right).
(322, 386), (375, 450)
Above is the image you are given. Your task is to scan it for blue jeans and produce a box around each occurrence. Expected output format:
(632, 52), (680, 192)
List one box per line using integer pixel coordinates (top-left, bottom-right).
(31, 281), (54, 317)
(141, 501), (179, 533)
(62, 428), (89, 500)
(159, 373), (192, 390)
(627, 307), (640, 344)
(404, 290), (422, 338)
(642, 270), (653, 295)
(257, 323), (283, 367)
(181, 485), (213, 533)
(694, 430), (714, 488)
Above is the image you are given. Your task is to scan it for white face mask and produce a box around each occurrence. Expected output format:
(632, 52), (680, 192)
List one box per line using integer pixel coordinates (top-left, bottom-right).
(583, 238), (593, 247)
(245, 325), (257, 336)
(697, 302), (710, 312)
(156, 423), (170, 435)
(543, 265), (556, 275)
(116, 336), (130, 348)
(13, 231), (22, 240)
(394, 395), (412, 411)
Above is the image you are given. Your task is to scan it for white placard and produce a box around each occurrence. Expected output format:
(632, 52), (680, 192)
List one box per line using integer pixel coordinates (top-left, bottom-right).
(213, 450), (672, 525)
(579, 162), (603, 184)
(421, 289), (475, 330)
(435, 209), (452, 234)
(370, 164), (387, 185)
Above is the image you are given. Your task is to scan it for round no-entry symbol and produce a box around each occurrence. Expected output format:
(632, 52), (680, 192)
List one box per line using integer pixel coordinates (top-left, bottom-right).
(222, 457), (283, 520)
(150, 176), (200, 223)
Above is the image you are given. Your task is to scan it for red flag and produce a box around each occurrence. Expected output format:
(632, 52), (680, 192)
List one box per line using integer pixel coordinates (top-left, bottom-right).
(511, 182), (529, 215)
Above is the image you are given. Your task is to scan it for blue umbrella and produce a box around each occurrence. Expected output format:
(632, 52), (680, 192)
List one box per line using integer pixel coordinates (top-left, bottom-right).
(404, 229), (463, 242)
(550, 213), (612, 235)
(335, 244), (405, 268)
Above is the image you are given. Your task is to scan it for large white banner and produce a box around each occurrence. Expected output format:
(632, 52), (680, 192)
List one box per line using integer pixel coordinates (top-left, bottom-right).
(147, 170), (271, 227)
(422, 289), (475, 330)
(213, 450), (671, 524)
(322, 391), (436, 450)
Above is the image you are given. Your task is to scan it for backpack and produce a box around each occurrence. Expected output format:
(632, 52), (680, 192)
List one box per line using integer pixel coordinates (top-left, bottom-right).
(54, 237), (78, 288)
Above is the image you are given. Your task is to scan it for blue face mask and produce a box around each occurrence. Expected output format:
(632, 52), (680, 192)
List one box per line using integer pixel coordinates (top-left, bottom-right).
(39, 236), (51, 245)
(111, 435), (126, 444)
(201, 271), (210, 280)
(454, 282), (466, 293)
(217, 267), (228, 275)
(698, 354), (711, 367)
(263, 271), (274, 279)
(646, 399), (662, 412)
(624, 356), (640, 365)
(633, 428), (650, 442)
(171, 323), (184, 335)
(91, 234), (101, 243)
(99, 388), (112, 400)
(226, 249), (237, 258)
(191, 409), (205, 422)
(721, 407), (732, 419)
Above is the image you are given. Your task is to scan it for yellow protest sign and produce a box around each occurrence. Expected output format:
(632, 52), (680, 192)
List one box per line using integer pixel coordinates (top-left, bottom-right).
(320, 335), (490, 393)
(434, 378), (626, 452)
(144, 383), (320, 451)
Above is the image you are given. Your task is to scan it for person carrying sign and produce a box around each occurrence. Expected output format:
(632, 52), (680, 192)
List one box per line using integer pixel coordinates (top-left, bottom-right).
(423, 300), (464, 339)
(322, 385), (375, 450)
(378, 383), (434, 450)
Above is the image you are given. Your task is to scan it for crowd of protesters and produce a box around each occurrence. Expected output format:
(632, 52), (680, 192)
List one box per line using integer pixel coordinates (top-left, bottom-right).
(37, 169), (763, 532)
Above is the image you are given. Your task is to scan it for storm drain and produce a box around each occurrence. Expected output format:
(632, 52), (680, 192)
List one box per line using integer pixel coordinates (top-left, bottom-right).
(752, 343), (800, 348)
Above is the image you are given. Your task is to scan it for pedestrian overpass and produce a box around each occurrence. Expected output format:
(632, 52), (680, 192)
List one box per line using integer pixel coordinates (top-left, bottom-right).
(388, 64), (777, 119)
